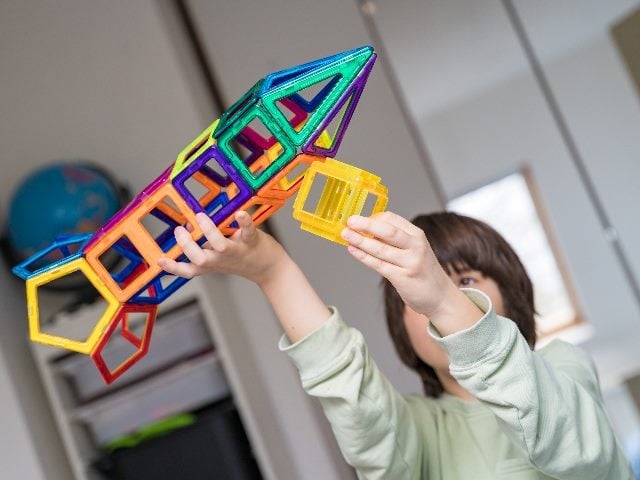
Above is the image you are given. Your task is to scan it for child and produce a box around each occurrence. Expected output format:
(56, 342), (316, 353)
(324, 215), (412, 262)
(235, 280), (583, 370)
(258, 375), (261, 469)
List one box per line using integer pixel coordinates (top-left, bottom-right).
(158, 210), (634, 479)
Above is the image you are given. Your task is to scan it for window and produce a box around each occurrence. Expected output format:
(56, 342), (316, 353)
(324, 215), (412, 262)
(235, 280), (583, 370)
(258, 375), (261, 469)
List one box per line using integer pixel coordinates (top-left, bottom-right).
(447, 169), (582, 338)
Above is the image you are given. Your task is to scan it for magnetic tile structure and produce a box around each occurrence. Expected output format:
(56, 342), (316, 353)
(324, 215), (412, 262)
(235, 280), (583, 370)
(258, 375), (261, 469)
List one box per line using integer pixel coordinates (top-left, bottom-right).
(13, 46), (388, 384)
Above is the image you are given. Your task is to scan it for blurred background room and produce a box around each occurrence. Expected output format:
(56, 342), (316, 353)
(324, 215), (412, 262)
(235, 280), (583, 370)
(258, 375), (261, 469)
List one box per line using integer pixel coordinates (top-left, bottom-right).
(0, 1), (639, 479)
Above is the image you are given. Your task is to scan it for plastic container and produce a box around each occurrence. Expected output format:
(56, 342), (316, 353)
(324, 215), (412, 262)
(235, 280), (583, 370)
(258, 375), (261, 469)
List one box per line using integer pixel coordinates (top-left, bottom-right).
(71, 352), (230, 445)
(93, 398), (262, 480)
(56, 301), (212, 401)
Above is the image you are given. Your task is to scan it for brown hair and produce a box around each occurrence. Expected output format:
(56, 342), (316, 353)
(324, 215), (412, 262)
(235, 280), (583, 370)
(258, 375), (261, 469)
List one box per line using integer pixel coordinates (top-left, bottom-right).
(382, 211), (536, 398)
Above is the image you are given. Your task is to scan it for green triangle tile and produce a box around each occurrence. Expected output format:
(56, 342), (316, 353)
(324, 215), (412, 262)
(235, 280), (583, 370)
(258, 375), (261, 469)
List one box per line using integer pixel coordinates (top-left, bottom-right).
(261, 47), (373, 147)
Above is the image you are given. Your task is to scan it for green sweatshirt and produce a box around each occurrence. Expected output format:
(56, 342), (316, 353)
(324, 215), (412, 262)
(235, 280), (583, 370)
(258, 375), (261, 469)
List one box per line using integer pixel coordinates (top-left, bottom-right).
(279, 289), (634, 479)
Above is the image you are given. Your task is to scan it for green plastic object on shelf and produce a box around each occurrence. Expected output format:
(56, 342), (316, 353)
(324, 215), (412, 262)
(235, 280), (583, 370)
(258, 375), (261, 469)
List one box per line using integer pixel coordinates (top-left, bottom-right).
(106, 413), (196, 452)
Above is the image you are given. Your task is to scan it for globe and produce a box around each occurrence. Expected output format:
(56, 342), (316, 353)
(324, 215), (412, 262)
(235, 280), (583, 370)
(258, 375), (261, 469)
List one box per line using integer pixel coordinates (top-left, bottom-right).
(7, 162), (122, 263)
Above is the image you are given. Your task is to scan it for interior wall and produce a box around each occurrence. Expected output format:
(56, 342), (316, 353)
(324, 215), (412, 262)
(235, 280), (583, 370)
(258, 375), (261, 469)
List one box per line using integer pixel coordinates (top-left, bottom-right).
(0, 2), (210, 208)
(0, 261), (50, 479)
(0, 361), (46, 479)
(0, 1), (218, 477)
(512, 0), (640, 299)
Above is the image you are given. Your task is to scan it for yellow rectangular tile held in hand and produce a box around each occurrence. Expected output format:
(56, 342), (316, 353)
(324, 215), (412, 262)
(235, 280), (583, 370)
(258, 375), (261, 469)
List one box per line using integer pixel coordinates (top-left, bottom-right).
(292, 158), (388, 245)
(85, 184), (203, 303)
(26, 258), (120, 354)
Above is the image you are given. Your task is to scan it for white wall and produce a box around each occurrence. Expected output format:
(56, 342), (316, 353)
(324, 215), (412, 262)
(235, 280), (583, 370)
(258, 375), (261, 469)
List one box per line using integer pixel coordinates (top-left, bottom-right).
(0, 1), (217, 478)
(0, 355), (47, 479)
(0, 260), (52, 479)
(0, 1), (210, 209)
(513, 0), (640, 296)
(370, 0), (640, 387)
(0, 231), (80, 478)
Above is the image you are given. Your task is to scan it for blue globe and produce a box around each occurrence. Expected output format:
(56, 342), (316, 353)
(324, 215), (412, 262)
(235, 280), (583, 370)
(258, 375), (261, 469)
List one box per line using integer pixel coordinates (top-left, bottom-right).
(7, 163), (121, 261)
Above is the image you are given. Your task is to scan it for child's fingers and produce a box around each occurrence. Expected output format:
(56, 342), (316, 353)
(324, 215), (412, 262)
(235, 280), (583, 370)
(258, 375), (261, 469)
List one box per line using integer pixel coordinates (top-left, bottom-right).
(195, 212), (228, 253)
(158, 257), (199, 279)
(341, 228), (405, 266)
(346, 215), (412, 249)
(346, 244), (403, 279)
(373, 211), (424, 236)
(175, 225), (208, 266)
(235, 211), (257, 243)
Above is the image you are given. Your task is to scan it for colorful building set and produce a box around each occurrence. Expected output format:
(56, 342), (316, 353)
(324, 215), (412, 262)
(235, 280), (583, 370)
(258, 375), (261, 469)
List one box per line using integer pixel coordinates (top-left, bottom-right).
(12, 46), (388, 384)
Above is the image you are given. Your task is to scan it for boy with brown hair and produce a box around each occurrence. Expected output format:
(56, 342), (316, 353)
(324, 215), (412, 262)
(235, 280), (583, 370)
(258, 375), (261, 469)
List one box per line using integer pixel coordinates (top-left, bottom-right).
(160, 210), (634, 479)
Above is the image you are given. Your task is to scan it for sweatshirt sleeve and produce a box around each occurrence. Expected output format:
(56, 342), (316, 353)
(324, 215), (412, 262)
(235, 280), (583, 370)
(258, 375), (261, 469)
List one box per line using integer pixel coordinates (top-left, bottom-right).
(279, 307), (427, 480)
(429, 288), (634, 480)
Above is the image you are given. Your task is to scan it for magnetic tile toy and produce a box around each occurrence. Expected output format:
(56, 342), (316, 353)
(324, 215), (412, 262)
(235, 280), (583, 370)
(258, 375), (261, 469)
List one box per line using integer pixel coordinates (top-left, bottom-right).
(13, 46), (388, 384)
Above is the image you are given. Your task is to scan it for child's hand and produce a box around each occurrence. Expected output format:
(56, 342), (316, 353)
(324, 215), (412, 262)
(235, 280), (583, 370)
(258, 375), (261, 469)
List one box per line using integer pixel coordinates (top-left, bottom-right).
(158, 211), (287, 287)
(341, 212), (463, 321)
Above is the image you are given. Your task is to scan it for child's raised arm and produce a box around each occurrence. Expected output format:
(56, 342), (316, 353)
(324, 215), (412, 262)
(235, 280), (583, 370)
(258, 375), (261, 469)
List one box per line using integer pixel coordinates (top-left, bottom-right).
(342, 211), (634, 479)
(160, 211), (429, 478)
(158, 211), (331, 343)
(341, 211), (484, 334)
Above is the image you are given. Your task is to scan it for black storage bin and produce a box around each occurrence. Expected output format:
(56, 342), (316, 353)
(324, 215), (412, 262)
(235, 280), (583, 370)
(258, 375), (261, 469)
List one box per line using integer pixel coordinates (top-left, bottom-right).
(94, 399), (263, 480)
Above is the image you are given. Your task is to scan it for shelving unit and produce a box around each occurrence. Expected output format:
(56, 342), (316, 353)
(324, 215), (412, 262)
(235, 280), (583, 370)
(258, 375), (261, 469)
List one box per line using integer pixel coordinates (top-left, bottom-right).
(29, 279), (263, 480)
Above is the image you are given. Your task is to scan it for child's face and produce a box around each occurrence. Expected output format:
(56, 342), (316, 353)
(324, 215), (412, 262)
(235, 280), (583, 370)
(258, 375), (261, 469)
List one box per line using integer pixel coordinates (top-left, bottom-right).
(403, 270), (505, 371)
(447, 269), (505, 316)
